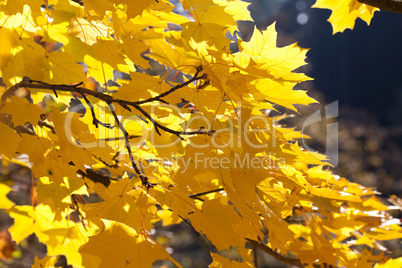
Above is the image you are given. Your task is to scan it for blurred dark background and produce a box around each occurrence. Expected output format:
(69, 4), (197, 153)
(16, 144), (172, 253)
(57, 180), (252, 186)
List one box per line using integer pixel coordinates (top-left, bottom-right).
(243, 0), (402, 197)
(258, 0), (402, 127)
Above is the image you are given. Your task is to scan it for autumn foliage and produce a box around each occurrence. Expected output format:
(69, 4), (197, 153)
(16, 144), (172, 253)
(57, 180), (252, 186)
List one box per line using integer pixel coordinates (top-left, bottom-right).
(0, 0), (401, 267)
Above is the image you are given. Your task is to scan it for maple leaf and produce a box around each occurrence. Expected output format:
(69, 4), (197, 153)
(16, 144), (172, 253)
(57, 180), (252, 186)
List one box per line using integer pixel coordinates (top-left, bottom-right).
(189, 198), (246, 251)
(146, 38), (200, 71)
(36, 176), (87, 214)
(375, 257), (402, 268)
(84, 178), (158, 233)
(36, 16), (70, 44)
(150, 186), (196, 219)
(2, 39), (47, 86)
(81, 0), (114, 16)
(1, 0), (43, 17)
(1, 0), (402, 267)
(93, 39), (126, 70)
(69, 17), (109, 46)
(238, 24), (310, 82)
(313, 0), (379, 33)
(0, 184), (14, 210)
(0, 27), (18, 71)
(79, 221), (182, 268)
(209, 252), (254, 268)
(0, 122), (21, 159)
(253, 79), (317, 112)
(110, 0), (161, 19)
(16, 133), (53, 164)
(1, 96), (44, 126)
(121, 36), (151, 69)
(45, 51), (86, 84)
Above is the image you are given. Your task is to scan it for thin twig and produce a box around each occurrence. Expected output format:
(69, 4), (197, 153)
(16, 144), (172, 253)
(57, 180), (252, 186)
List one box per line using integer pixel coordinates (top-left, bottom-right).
(188, 188), (224, 199)
(131, 104), (214, 140)
(107, 102), (154, 188)
(1, 78), (214, 138)
(358, 0), (402, 13)
(1, 67), (214, 189)
(77, 169), (116, 187)
(80, 93), (112, 129)
(38, 120), (55, 133)
(135, 66), (207, 105)
(71, 194), (87, 231)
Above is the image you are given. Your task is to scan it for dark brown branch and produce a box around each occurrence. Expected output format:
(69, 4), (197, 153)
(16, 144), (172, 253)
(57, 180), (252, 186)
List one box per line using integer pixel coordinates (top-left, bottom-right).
(188, 188), (224, 199)
(131, 104), (214, 140)
(80, 93), (112, 129)
(1, 79), (214, 138)
(92, 154), (119, 168)
(1, 69), (214, 188)
(107, 103), (155, 188)
(77, 169), (116, 187)
(38, 121), (55, 133)
(358, 0), (402, 13)
(71, 194), (87, 231)
(135, 65), (207, 105)
(246, 239), (304, 268)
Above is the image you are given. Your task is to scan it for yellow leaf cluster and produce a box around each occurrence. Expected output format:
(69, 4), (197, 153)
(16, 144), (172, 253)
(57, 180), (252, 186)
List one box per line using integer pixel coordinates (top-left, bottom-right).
(313, 0), (379, 33)
(0, 0), (400, 267)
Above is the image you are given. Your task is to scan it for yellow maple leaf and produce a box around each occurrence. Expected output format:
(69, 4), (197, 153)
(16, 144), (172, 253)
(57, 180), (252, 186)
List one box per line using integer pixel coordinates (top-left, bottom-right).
(46, 51), (86, 84)
(2, 39), (47, 86)
(79, 221), (182, 268)
(114, 72), (178, 103)
(8, 204), (98, 267)
(69, 17), (109, 46)
(0, 27), (18, 71)
(93, 39), (126, 70)
(2, 0), (43, 17)
(1, 96), (44, 126)
(81, 0), (114, 16)
(146, 38), (200, 71)
(0, 184), (14, 210)
(182, 22), (230, 50)
(375, 257), (402, 268)
(85, 178), (157, 233)
(189, 198), (245, 251)
(150, 186), (196, 218)
(36, 176), (86, 214)
(0, 122), (21, 159)
(121, 36), (151, 69)
(49, 109), (96, 170)
(239, 24), (310, 82)
(253, 78), (317, 111)
(110, 0), (161, 19)
(36, 15), (70, 45)
(313, 0), (379, 33)
(209, 252), (254, 267)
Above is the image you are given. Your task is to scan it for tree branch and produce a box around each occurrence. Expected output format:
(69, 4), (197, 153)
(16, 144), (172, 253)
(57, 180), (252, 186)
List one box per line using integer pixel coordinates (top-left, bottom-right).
(108, 102), (154, 188)
(1, 68), (214, 189)
(77, 169), (116, 187)
(358, 0), (402, 13)
(80, 93), (112, 129)
(188, 188), (224, 199)
(135, 65), (207, 105)
(1, 77), (214, 138)
(245, 239), (304, 268)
